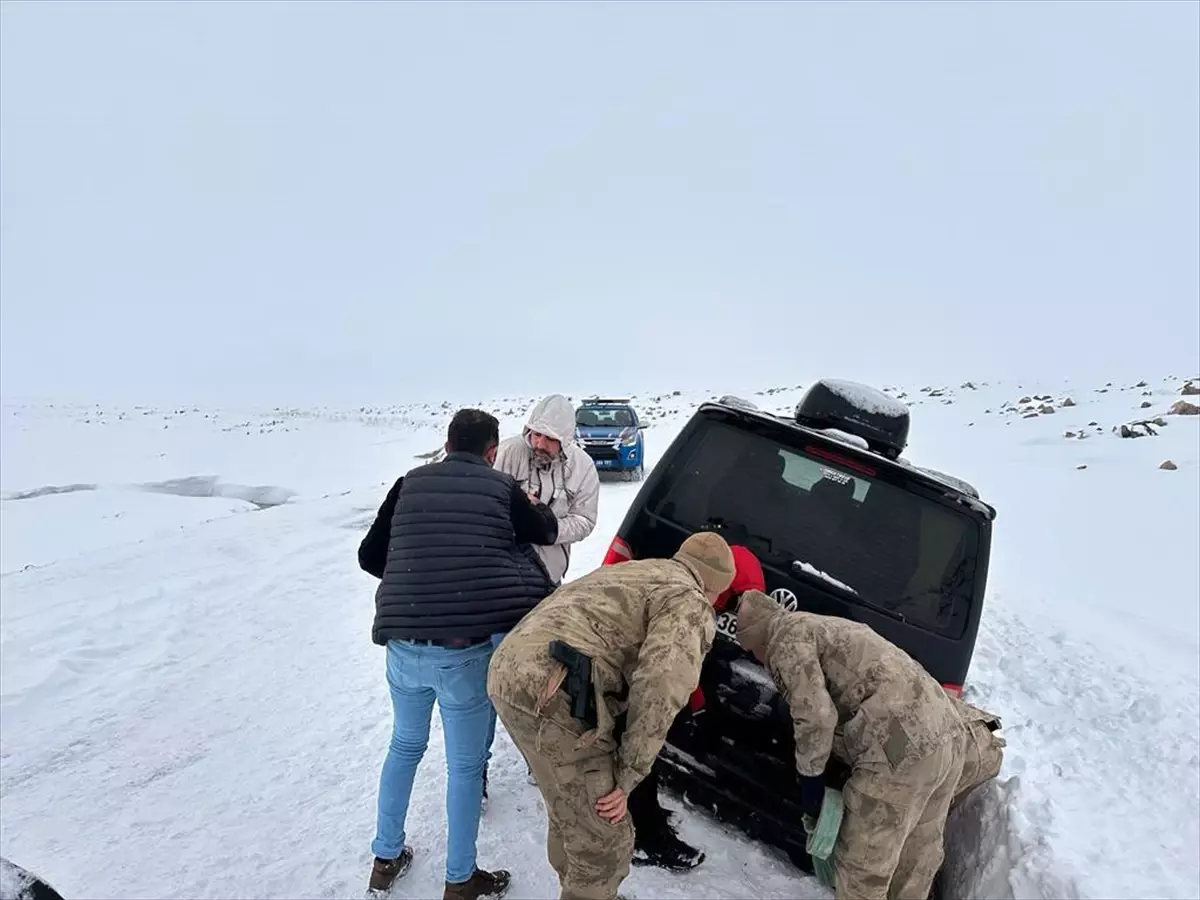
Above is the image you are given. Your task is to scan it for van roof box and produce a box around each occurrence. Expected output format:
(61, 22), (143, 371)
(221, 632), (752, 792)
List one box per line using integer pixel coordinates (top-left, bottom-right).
(794, 379), (910, 460)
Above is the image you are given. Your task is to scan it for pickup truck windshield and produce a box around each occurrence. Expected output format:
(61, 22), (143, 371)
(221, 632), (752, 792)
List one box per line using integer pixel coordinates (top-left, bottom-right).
(577, 407), (635, 428)
(648, 419), (981, 638)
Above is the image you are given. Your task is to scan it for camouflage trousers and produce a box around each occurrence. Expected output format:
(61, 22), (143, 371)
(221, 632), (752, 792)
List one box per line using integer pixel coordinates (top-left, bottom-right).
(951, 699), (1005, 806)
(491, 694), (634, 900)
(833, 740), (963, 900)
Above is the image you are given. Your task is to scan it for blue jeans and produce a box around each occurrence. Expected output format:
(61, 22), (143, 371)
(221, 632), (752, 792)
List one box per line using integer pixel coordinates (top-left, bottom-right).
(372, 639), (493, 884)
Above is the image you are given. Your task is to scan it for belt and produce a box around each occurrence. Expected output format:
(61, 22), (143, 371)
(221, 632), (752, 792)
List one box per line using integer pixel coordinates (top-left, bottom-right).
(405, 637), (488, 649)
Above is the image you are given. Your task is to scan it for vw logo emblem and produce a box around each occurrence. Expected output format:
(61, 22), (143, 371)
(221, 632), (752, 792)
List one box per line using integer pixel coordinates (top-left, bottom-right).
(770, 587), (799, 611)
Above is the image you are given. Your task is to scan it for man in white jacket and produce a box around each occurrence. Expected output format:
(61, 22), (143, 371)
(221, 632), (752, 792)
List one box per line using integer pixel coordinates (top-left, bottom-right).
(493, 393), (601, 587)
(484, 393), (602, 797)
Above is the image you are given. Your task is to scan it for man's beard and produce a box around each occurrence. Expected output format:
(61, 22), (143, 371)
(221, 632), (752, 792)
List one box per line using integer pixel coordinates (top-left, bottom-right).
(532, 448), (555, 469)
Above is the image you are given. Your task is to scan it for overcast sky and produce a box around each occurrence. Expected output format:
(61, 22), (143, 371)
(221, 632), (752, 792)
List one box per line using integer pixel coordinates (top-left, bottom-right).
(2, 0), (1197, 407)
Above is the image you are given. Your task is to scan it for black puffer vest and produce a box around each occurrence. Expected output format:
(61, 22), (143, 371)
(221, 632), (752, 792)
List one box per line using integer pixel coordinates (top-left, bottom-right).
(372, 452), (553, 645)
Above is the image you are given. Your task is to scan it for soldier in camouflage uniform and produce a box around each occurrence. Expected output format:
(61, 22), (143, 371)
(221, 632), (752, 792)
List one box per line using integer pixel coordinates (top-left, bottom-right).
(736, 589), (983, 900)
(487, 532), (736, 900)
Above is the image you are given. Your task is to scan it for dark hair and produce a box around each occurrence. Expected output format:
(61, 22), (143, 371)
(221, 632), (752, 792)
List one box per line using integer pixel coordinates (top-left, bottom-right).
(447, 408), (500, 457)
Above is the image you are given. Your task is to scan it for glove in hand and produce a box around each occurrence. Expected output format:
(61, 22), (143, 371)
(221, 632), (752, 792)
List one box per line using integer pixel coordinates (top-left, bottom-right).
(798, 773), (825, 820)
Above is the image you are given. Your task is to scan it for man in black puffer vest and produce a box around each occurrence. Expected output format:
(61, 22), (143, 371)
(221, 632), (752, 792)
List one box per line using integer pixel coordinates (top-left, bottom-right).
(358, 409), (558, 900)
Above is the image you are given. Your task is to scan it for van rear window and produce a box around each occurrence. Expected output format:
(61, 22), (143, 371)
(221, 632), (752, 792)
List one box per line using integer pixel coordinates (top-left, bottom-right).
(648, 419), (980, 638)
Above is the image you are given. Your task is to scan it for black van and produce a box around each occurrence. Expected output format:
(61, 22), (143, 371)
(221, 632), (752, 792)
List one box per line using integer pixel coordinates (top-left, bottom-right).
(598, 379), (998, 869)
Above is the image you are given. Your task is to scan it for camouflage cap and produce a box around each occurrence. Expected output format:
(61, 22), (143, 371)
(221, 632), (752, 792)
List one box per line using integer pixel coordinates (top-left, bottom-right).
(673, 531), (736, 596)
(735, 589), (781, 654)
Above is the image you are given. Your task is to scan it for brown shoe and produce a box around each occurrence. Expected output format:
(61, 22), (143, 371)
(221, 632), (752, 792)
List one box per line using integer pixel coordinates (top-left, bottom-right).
(368, 846), (414, 893)
(443, 867), (511, 900)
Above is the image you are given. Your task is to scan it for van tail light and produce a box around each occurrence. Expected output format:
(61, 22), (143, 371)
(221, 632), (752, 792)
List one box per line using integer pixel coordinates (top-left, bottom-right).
(942, 683), (963, 699)
(602, 536), (633, 566)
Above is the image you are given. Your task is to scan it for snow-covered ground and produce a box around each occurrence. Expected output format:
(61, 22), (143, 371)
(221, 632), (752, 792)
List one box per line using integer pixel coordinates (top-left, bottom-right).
(1, 376), (1197, 900)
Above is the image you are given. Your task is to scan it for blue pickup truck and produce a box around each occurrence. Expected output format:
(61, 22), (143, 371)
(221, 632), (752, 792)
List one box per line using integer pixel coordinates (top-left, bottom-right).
(574, 397), (646, 480)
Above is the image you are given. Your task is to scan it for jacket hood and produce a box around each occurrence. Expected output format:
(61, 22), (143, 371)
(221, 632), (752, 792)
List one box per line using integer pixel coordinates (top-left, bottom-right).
(714, 545), (767, 612)
(735, 589), (784, 656)
(524, 394), (576, 446)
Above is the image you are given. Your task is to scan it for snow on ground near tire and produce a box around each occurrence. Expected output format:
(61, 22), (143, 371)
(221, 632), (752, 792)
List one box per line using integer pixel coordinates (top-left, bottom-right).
(1, 377), (1197, 900)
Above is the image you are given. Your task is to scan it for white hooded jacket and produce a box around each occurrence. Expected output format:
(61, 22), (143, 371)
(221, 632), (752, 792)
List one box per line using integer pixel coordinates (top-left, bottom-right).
(494, 394), (600, 586)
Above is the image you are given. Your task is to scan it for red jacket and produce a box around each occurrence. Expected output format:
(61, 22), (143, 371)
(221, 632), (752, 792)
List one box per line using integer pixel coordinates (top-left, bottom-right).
(688, 545), (765, 712)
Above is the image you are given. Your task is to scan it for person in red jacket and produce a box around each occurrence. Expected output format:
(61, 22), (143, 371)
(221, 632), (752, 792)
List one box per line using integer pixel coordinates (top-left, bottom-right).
(685, 544), (766, 715)
(626, 544), (766, 871)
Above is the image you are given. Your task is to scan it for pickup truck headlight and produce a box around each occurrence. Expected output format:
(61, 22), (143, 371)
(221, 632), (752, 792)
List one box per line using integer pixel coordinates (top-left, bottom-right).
(618, 428), (638, 446)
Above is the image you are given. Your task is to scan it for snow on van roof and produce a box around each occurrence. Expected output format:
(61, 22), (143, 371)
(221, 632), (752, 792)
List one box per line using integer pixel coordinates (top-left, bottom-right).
(895, 459), (995, 518)
(815, 427), (871, 451)
(821, 379), (910, 418)
(717, 394), (760, 411)
(894, 458), (982, 499)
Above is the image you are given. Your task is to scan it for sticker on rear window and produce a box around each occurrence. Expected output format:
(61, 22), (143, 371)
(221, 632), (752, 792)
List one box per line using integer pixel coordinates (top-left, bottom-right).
(820, 468), (851, 484)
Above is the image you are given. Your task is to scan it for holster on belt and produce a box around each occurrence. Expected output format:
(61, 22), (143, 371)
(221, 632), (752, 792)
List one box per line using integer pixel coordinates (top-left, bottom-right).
(542, 639), (598, 730)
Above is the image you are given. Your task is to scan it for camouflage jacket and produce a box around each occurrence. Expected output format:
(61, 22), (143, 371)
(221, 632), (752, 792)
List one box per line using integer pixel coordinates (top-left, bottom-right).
(750, 594), (962, 776)
(488, 557), (716, 794)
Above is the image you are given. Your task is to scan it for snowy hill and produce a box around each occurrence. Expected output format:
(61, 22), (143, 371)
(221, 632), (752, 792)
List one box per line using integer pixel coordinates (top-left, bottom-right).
(1, 374), (1197, 900)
